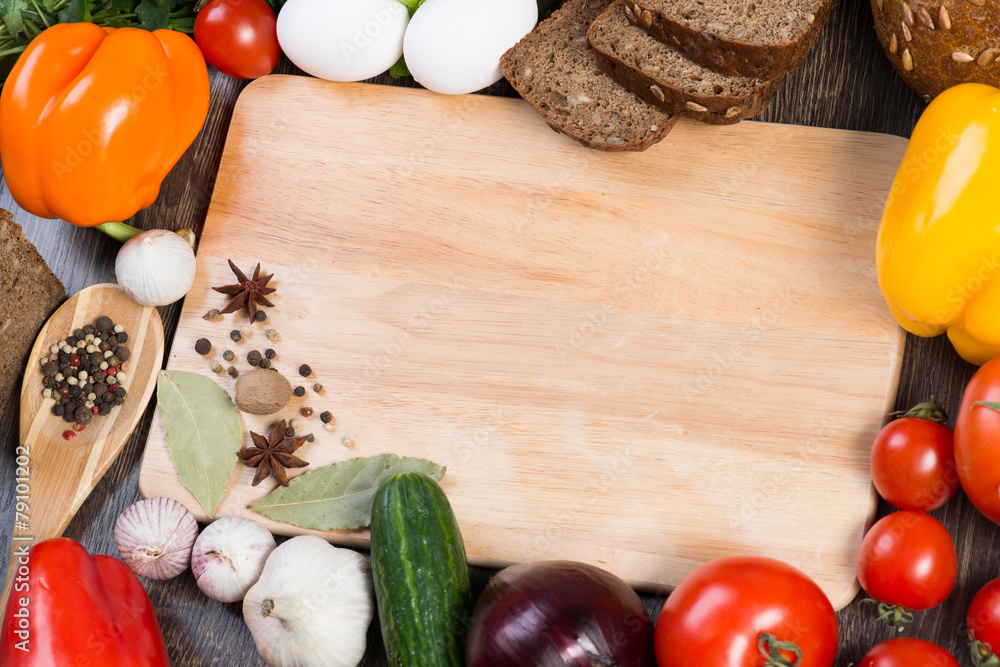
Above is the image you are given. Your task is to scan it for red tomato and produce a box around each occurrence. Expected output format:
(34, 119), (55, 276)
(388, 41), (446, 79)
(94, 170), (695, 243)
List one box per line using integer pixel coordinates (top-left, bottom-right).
(967, 576), (1000, 663)
(654, 556), (838, 667)
(856, 511), (956, 614)
(955, 356), (1000, 525)
(194, 0), (280, 79)
(870, 402), (958, 511)
(858, 638), (959, 667)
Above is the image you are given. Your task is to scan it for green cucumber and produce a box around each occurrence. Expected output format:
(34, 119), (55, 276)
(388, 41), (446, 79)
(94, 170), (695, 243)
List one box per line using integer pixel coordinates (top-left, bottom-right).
(370, 471), (472, 667)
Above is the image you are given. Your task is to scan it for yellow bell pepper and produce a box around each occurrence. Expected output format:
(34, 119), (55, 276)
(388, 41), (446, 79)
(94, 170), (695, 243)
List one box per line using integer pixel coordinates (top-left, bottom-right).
(877, 83), (1000, 366)
(0, 23), (209, 228)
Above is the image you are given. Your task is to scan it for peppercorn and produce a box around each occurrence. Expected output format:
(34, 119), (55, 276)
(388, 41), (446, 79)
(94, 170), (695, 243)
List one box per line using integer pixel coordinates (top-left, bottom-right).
(117, 332), (128, 344)
(323, 422), (335, 432)
(203, 309), (221, 321)
(265, 348), (276, 359)
(306, 434), (315, 443)
(293, 386), (305, 397)
(285, 426), (295, 438)
(320, 411), (333, 423)
(113, 386), (127, 398)
(254, 310), (267, 322)
(63, 431), (76, 441)
(313, 383), (323, 393)
(230, 330), (242, 342)
(266, 329), (279, 342)
(240, 325), (252, 337)
(95, 316), (113, 332)
(247, 350), (262, 366)
(52, 404), (65, 417)
(42, 361), (58, 377)
(195, 338), (212, 355)
(73, 422), (87, 432)
(74, 407), (93, 425)
(228, 366), (239, 378)
(84, 324), (95, 335)
(259, 359), (271, 369)
(212, 362), (224, 374)
(298, 364), (311, 377)
(116, 347), (131, 362)
(301, 407), (314, 417)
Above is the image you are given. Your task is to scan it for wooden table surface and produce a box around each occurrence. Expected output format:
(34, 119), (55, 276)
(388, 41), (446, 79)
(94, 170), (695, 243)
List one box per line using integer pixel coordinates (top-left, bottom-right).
(0, 0), (988, 664)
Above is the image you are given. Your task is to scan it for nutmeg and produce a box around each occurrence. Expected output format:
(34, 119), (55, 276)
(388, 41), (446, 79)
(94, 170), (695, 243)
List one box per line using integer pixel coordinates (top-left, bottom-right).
(234, 369), (292, 416)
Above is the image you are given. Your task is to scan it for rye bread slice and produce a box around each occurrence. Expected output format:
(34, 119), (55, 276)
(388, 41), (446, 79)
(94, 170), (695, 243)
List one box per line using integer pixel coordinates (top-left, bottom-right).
(501, 0), (675, 151)
(628, 0), (838, 79)
(0, 209), (65, 416)
(588, 1), (782, 124)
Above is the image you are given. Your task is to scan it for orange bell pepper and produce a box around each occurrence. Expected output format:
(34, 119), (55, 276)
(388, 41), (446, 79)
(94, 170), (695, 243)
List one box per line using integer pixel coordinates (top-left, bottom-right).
(0, 23), (209, 227)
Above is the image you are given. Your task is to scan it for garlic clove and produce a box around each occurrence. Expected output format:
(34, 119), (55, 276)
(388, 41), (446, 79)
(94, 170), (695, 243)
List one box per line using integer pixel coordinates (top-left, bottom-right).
(115, 229), (197, 307)
(243, 535), (374, 667)
(114, 496), (198, 580)
(191, 516), (276, 603)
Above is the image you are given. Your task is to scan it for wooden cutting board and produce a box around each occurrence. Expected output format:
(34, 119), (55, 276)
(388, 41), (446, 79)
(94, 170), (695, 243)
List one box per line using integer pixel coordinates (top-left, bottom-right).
(140, 75), (906, 609)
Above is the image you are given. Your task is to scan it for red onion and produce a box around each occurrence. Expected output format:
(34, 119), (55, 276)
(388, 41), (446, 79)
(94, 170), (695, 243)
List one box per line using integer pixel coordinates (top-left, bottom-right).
(466, 560), (656, 667)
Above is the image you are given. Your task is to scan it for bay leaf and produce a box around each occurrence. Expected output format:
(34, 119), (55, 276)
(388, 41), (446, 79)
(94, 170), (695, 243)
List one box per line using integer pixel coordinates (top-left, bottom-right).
(249, 454), (446, 530)
(157, 370), (241, 519)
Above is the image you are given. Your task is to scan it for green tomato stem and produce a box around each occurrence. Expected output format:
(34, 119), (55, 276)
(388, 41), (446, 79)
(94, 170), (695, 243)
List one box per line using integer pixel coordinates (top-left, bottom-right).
(757, 633), (802, 667)
(96, 221), (142, 243)
(970, 632), (1000, 667)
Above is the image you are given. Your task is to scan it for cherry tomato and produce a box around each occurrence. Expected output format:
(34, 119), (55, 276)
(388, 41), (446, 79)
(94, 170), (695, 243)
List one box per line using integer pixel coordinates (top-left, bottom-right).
(858, 638), (959, 667)
(654, 556), (838, 667)
(870, 401), (958, 511)
(856, 511), (956, 616)
(955, 356), (1000, 526)
(194, 0), (280, 80)
(967, 576), (1000, 664)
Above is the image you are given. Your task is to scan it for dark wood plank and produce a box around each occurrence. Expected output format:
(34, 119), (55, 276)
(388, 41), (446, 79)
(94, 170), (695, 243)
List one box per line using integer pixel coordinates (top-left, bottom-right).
(0, 0), (987, 663)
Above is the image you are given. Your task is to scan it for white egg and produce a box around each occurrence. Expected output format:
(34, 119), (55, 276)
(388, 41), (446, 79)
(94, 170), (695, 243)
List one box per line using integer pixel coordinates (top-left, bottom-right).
(277, 0), (409, 82)
(403, 0), (537, 95)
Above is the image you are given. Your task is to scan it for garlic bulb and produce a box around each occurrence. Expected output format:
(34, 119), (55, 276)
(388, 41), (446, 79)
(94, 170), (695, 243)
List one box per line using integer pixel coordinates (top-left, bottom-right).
(114, 497), (198, 580)
(243, 535), (374, 667)
(191, 516), (277, 603)
(116, 229), (197, 306)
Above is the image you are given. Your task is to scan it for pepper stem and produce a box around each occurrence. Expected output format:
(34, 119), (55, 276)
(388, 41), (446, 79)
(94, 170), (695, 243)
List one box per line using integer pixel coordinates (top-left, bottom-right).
(96, 221), (143, 243)
(970, 631), (1000, 667)
(757, 633), (802, 666)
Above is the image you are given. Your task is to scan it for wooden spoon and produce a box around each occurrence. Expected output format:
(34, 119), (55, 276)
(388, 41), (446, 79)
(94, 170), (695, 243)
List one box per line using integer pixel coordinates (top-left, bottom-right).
(1, 283), (164, 611)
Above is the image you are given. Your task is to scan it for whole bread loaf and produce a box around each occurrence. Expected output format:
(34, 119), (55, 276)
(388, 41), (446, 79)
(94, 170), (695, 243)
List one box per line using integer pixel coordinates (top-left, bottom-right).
(871, 0), (1000, 100)
(501, 0), (676, 151)
(588, 1), (782, 124)
(629, 0), (839, 79)
(0, 209), (65, 416)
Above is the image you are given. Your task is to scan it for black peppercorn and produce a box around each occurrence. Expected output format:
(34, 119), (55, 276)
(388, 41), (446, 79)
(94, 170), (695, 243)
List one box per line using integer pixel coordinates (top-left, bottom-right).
(195, 338), (212, 355)
(96, 316), (113, 332)
(68, 385), (81, 398)
(42, 377), (55, 389)
(74, 407), (93, 425)
(113, 386), (127, 397)
(99, 403), (112, 416)
(293, 386), (305, 397)
(254, 310), (267, 322)
(67, 336), (78, 346)
(320, 411), (333, 423)
(265, 348), (276, 359)
(223, 350), (235, 362)
(89, 352), (103, 365)
(117, 332), (128, 343)
(117, 347), (131, 362)
(114, 395), (125, 406)
(298, 364), (311, 377)
(63, 411), (76, 423)
(247, 350), (262, 366)
(84, 324), (95, 335)
(306, 434), (315, 443)
(52, 404), (65, 417)
(259, 359), (271, 369)
(230, 330), (242, 342)
(42, 361), (58, 377)
(285, 426), (295, 438)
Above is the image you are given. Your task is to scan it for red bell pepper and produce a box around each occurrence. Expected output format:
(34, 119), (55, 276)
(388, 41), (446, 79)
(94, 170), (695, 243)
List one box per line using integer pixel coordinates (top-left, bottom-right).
(1, 537), (170, 666)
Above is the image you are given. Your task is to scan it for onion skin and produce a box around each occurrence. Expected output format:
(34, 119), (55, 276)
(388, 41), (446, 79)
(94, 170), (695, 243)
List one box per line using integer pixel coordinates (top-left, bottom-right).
(466, 560), (656, 667)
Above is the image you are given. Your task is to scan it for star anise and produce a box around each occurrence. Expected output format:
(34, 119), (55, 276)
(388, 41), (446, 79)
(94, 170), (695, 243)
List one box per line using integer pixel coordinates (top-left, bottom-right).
(213, 259), (276, 323)
(237, 420), (308, 486)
